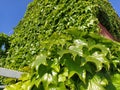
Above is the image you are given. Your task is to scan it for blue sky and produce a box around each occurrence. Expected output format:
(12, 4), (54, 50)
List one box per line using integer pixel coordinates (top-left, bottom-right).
(0, 0), (120, 35)
(0, 0), (33, 35)
(109, 0), (120, 16)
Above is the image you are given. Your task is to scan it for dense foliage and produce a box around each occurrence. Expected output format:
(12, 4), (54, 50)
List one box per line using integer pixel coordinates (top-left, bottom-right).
(0, 33), (10, 86)
(1, 0), (120, 90)
(0, 33), (9, 66)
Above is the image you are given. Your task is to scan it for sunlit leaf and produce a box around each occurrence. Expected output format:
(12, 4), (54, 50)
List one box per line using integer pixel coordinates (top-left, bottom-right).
(86, 52), (110, 71)
(87, 75), (107, 90)
(111, 74), (120, 90)
(31, 55), (47, 70)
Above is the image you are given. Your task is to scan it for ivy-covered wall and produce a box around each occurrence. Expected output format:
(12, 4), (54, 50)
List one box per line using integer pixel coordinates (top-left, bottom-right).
(93, 0), (120, 40)
(4, 0), (120, 69)
(2, 0), (120, 89)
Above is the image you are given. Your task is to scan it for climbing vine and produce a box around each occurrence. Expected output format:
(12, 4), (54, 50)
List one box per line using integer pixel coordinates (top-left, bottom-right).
(2, 0), (120, 90)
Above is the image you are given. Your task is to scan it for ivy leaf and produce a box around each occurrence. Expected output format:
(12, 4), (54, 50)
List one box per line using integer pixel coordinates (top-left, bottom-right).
(21, 80), (34, 90)
(111, 74), (120, 90)
(58, 67), (68, 82)
(51, 58), (60, 72)
(4, 82), (21, 90)
(31, 55), (47, 70)
(69, 39), (87, 56)
(89, 44), (109, 56)
(86, 52), (109, 71)
(60, 53), (86, 83)
(38, 64), (50, 78)
(86, 55), (103, 71)
(87, 75), (107, 90)
(58, 74), (66, 82)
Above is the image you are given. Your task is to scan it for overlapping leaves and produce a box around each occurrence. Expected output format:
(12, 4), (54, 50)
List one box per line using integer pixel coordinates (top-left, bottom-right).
(5, 36), (120, 90)
(3, 0), (120, 90)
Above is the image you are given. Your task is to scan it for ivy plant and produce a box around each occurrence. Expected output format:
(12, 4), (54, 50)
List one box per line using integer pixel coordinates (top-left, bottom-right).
(2, 0), (120, 90)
